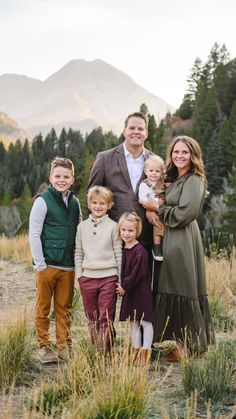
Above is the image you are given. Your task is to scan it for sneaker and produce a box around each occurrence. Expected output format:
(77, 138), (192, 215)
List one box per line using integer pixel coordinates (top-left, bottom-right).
(152, 245), (163, 261)
(38, 346), (58, 364)
(58, 346), (73, 361)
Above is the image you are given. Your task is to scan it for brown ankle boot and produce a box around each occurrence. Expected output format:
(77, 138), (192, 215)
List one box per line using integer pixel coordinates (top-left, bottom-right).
(161, 342), (188, 362)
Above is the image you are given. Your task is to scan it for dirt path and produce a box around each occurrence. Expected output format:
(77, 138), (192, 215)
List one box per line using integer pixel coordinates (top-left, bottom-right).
(0, 260), (35, 314)
(0, 261), (64, 418)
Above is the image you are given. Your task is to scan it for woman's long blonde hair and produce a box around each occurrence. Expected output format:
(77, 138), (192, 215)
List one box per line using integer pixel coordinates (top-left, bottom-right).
(165, 136), (205, 181)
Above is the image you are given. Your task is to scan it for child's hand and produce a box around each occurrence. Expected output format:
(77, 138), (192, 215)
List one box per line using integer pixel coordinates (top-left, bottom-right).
(116, 282), (125, 296)
(139, 197), (158, 211)
(75, 278), (80, 290)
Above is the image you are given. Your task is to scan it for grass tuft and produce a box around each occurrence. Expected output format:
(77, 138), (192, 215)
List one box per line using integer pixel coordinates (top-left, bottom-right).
(0, 313), (38, 389)
(209, 295), (235, 332)
(181, 339), (236, 403)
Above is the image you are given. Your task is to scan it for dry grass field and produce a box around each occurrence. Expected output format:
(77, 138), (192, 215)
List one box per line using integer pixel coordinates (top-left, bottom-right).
(0, 235), (235, 418)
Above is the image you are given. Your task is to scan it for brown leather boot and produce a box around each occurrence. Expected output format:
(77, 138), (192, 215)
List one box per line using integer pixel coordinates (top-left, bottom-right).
(161, 341), (188, 362)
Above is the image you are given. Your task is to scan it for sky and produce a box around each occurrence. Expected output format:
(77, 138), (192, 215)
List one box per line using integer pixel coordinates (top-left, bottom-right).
(1, 0), (235, 108)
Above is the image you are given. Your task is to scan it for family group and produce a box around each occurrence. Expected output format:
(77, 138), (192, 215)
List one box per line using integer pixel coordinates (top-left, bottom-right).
(29, 112), (215, 365)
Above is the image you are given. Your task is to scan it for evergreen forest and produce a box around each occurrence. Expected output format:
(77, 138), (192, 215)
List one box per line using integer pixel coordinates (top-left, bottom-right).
(0, 43), (235, 248)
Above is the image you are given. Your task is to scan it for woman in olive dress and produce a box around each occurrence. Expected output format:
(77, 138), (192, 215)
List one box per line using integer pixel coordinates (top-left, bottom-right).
(141, 136), (215, 355)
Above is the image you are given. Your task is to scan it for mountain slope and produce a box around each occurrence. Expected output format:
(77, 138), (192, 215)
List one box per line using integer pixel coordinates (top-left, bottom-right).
(0, 111), (31, 144)
(0, 59), (174, 135)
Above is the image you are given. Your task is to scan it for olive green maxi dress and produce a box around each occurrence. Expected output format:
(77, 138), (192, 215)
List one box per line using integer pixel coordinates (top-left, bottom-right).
(153, 173), (215, 352)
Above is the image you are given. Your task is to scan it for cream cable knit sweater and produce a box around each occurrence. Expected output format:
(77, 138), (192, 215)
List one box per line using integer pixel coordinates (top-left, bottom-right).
(75, 214), (122, 280)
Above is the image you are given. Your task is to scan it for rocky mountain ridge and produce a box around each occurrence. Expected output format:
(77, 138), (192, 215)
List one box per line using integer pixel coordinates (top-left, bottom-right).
(0, 59), (174, 136)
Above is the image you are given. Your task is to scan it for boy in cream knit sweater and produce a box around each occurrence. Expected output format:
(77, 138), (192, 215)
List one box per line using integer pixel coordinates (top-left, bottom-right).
(75, 186), (122, 353)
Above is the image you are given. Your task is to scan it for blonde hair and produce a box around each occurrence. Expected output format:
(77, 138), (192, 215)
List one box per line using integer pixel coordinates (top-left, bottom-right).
(118, 212), (142, 238)
(165, 136), (205, 180)
(144, 155), (165, 174)
(87, 186), (114, 209)
(50, 157), (74, 176)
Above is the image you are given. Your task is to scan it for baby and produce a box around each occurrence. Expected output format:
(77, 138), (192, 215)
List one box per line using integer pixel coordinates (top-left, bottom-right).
(139, 155), (165, 261)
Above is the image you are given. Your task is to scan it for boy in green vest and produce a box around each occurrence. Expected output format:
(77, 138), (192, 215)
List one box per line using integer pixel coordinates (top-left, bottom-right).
(29, 157), (82, 364)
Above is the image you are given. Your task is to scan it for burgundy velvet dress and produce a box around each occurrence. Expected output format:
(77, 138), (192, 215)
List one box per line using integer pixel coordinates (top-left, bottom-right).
(119, 243), (153, 322)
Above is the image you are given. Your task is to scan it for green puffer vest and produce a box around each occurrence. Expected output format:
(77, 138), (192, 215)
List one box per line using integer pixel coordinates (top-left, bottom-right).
(40, 185), (81, 267)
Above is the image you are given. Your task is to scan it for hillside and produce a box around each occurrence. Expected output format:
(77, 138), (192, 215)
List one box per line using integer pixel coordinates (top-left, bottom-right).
(0, 59), (174, 135)
(0, 111), (31, 143)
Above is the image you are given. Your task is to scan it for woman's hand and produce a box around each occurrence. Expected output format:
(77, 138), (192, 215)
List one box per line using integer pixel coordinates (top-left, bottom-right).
(146, 211), (162, 227)
(116, 282), (125, 296)
(139, 196), (158, 211)
(139, 196), (162, 227)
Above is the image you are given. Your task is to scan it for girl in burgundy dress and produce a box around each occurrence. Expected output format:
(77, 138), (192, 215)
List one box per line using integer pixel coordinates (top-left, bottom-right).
(116, 212), (153, 365)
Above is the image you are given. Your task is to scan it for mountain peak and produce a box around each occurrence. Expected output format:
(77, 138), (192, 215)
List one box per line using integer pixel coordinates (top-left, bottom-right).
(0, 59), (174, 136)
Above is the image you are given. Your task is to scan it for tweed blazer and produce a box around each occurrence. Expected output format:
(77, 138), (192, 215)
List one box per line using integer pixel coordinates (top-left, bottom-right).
(87, 143), (153, 248)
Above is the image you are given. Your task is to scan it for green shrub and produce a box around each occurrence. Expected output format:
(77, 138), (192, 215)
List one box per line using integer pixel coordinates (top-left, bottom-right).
(182, 339), (236, 403)
(209, 296), (235, 332)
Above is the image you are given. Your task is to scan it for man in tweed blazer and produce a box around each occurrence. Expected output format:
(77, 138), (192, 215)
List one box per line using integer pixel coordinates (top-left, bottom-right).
(88, 112), (158, 250)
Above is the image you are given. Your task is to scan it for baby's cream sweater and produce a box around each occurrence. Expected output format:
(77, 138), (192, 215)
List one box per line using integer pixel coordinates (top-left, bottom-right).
(75, 214), (122, 280)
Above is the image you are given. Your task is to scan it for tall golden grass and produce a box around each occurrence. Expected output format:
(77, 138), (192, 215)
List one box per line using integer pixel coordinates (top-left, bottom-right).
(206, 251), (236, 308)
(0, 234), (32, 266)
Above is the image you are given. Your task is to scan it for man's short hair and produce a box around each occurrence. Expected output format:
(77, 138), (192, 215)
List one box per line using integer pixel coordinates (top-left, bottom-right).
(124, 112), (149, 128)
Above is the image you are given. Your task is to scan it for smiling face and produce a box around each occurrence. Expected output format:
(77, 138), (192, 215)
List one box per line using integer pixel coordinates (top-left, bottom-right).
(145, 161), (163, 183)
(88, 194), (111, 219)
(123, 116), (148, 150)
(119, 219), (137, 247)
(49, 166), (74, 196)
(172, 141), (191, 176)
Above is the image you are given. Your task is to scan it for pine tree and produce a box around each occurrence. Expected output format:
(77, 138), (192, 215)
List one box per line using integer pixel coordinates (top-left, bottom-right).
(205, 130), (227, 194)
(66, 128), (85, 192)
(218, 118), (235, 175)
(56, 128), (67, 156)
(0, 142), (6, 162)
(32, 133), (44, 165)
(16, 183), (32, 234)
(0, 189), (11, 206)
(193, 88), (219, 155)
(223, 167), (236, 243)
(5, 140), (25, 198)
(139, 103), (149, 115)
(175, 94), (193, 120)
(85, 127), (105, 157)
(145, 114), (158, 151)
(153, 120), (167, 159)
(78, 148), (94, 216)
(186, 57), (203, 102)
(103, 131), (119, 149)
(44, 128), (58, 160)
(31, 133), (48, 195)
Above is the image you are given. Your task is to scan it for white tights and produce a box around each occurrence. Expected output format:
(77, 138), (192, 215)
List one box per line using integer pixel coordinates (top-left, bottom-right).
(130, 320), (153, 349)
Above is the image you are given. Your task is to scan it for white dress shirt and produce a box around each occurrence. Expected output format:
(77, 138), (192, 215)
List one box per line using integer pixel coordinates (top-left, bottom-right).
(123, 143), (145, 192)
